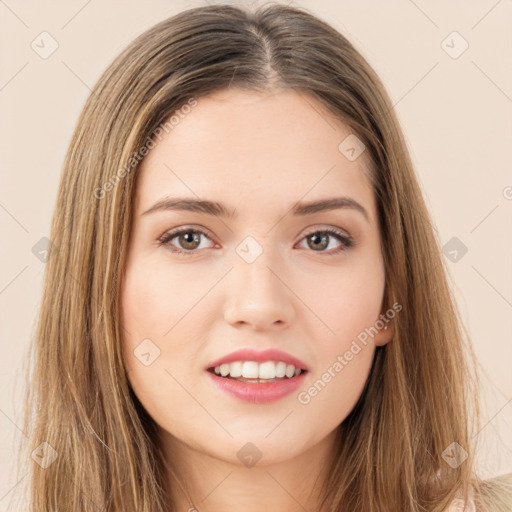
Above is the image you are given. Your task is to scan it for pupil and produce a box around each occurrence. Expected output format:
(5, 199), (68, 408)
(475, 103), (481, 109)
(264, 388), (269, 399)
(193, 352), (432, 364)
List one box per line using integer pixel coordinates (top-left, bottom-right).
(181, 232), (199, 249)
(310, 233), (327, 250)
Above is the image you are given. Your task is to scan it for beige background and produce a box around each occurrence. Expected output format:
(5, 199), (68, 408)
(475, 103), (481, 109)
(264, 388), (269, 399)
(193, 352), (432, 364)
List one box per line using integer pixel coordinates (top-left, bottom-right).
(1, 0), (511, 509)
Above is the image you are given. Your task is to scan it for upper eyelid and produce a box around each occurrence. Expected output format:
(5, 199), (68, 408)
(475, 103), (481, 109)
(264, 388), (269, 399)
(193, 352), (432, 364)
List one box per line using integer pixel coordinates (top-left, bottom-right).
(159, 225), (216, 242)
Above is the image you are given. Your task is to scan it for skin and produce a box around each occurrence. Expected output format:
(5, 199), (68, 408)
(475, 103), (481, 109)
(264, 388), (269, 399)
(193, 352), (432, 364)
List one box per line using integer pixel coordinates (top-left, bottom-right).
(120, 88), (394, 511)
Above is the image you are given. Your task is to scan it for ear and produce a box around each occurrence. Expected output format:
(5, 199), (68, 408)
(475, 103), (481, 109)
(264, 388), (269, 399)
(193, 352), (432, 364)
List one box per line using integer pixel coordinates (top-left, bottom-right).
(374, 319), (394, 347)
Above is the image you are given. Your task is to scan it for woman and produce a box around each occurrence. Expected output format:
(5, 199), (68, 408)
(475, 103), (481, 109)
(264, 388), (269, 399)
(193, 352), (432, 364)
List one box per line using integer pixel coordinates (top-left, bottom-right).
(20, 3), (512, 511)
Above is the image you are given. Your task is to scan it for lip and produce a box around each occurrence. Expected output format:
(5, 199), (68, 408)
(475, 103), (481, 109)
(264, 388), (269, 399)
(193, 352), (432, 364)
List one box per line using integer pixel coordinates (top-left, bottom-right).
(206, 348), (309, 371)
(207, 370), (308, 404)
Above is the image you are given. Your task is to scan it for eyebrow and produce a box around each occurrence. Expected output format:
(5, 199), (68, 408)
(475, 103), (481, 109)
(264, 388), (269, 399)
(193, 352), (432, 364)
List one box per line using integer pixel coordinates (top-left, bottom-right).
(142, 196), (369, 222)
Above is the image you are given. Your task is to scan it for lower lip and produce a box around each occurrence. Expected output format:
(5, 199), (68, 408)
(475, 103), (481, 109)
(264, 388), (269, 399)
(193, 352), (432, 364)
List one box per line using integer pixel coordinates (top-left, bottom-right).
(206, 370), (307, 404)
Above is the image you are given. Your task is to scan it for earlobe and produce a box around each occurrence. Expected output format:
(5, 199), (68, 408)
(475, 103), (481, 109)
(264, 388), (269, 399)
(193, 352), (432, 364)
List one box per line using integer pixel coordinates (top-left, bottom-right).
(375, 321), (394, 347)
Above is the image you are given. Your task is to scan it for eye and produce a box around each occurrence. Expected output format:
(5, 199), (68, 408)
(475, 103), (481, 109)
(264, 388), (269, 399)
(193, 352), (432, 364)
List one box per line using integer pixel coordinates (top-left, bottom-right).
(297, 227), (354, 256)
(158, 226), (354, 256)
(158, 227), (215, 256)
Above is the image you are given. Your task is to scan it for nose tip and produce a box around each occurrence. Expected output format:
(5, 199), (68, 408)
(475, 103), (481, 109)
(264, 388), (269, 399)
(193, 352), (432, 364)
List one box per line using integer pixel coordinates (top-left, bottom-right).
(223, 259), (294, 330)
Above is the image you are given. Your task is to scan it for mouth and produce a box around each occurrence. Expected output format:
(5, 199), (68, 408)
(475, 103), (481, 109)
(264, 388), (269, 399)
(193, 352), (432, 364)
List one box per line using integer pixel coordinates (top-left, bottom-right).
(206, 362), (308, 403)
(205, 349), (309, 403)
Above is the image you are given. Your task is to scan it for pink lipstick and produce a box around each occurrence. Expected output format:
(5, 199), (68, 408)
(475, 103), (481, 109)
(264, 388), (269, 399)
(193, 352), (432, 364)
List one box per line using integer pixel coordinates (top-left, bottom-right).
(206, 348), (309, 404)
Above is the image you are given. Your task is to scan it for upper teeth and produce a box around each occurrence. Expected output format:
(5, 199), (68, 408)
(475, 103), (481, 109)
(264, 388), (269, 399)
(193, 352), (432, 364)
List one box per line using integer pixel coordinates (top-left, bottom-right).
(213, 361), (302, 379)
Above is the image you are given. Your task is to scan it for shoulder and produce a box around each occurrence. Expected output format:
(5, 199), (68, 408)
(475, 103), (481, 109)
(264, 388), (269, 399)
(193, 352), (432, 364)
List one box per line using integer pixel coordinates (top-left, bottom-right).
(443, 483), (476, 512)
(445, 496), (476, 512)
(445, 473), (512, 512)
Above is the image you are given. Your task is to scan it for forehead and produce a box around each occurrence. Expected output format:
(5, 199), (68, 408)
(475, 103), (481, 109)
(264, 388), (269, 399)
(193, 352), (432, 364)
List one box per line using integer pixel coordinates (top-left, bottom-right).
(135, 89), (375, 221)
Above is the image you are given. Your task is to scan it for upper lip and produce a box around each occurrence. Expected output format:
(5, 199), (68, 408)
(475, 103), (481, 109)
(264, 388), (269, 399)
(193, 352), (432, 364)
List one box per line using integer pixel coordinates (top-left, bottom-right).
(207, 348), (309, 371)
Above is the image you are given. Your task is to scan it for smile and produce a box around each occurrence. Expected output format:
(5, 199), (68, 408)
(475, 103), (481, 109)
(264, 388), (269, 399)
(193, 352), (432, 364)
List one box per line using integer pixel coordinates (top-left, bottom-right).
(206, 361), (308, 403)
(209, 360), (304, 380)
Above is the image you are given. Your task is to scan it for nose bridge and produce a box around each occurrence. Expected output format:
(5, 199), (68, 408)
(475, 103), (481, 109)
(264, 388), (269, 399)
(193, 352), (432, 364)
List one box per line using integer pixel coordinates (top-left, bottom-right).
(235, 234), (284, 294)
(223, 234), (293, 328)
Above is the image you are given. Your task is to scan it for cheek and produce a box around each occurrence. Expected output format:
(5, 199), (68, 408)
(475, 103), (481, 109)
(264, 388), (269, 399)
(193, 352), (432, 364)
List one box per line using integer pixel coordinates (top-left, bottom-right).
(119, 260), (212, 430)
(119, 264), (175, 403)
(298, 283), (381, 419)
(297, 344), (374, 432)
(312, 254), (385, 342)
(297, 258), (383, 414)
(120, 258), (195, 346)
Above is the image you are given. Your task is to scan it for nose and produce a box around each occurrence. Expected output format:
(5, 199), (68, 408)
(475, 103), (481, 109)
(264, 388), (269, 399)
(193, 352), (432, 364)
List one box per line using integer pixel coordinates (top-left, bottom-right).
(223, 245), (295, 331)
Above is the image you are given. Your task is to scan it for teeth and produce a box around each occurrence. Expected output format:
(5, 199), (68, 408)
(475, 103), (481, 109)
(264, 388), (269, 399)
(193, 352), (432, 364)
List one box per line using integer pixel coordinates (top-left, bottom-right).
(242, 361), (259, 379)
(212, 360), (304, 380)
(276, 361), (286, 378)
(258, 361), (276, 379)
(229, 361), (242, 377)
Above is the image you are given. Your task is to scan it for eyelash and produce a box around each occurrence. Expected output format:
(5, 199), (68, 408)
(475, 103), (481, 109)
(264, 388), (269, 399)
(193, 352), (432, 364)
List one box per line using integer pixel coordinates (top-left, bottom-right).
(158, 226), (354, 257)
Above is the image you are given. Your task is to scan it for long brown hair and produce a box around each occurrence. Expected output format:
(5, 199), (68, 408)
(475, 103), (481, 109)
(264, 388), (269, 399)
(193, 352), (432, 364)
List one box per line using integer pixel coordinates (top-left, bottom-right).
(18, 3), (511, 511)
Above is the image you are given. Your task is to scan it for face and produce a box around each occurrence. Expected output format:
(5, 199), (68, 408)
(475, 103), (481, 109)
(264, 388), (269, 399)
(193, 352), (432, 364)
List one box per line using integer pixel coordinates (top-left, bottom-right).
(120, 88), (393, 468)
